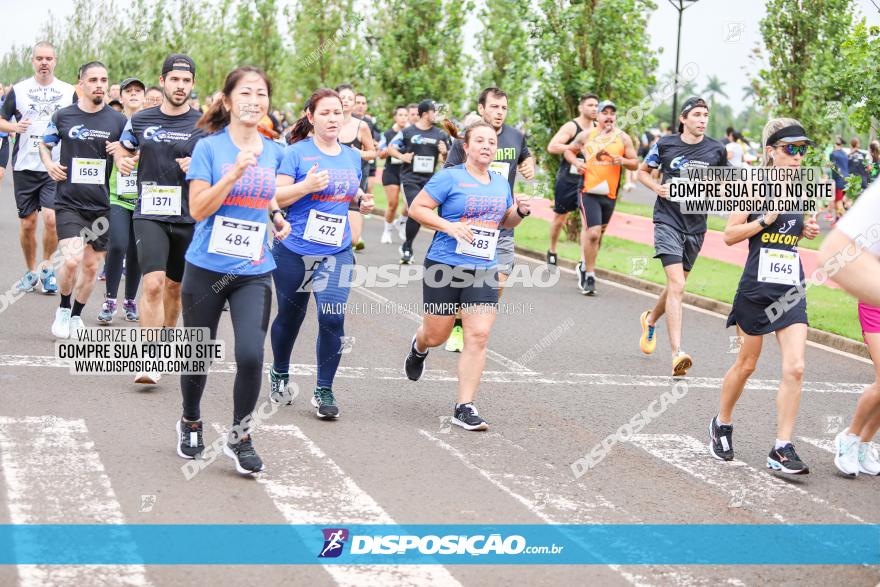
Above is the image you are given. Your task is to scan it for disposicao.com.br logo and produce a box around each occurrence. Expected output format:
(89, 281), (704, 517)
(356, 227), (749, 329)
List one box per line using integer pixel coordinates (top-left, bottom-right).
(318, 528), (563, 558)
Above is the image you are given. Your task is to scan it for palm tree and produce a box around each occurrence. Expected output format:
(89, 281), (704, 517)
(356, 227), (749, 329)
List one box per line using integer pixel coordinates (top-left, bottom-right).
(741, 84), (757, 104)
(703, 75), (729, 106)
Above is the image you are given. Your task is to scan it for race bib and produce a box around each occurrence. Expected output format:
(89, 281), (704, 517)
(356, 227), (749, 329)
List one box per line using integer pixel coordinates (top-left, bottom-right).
(413, 155), (435, 173)
(117, 170), (138, 196)
(389, 156), (402, 165)
(71, 158), (106, 185)
(27, 134), (42, 154)
(489, 161), (510, 178)
(207, 215), (266, 260)
(303, 208), (346, 246)
(141, 185), (182, 216)
(455, 227), (499, 261)
(569, 158), (584, 175)
(758, 248), (799, 286)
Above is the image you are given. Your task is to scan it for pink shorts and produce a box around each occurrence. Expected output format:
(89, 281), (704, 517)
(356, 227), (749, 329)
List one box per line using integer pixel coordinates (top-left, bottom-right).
(858, 302), (880, 340)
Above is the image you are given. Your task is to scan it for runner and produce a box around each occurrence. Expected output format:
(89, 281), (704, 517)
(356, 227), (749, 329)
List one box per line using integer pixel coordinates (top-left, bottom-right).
(819, 180), (880, 476)
(269, 88), (374, 419)
(402, 120), (530, 430)
(335, 84), (375, 251)
(546, 93), (598, 274)
(709, 117), (819, 475)
(41, 61), (126, 338)
(144, 86), (164, 109)
(98, 77), (145, 325)
(354, 92), (381, 194)
(117, 54), (203, 385)
(179, 66), (290, 474)
(566, 100), (639, 295)
(637, 97), (728, 376)
(107, 83), (121, 104)
(440, 87), (534, 351)
(0, 42), (76, 295)
(407, 103), (419, 126)
(386, 99), (449, 264)
(378, 105), (409, 244)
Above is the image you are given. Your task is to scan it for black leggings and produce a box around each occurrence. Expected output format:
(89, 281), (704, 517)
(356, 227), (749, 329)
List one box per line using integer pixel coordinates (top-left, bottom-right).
(105, 204), (141, 300)
(403, 183), (424, 248)
(180, 262), (272, 428)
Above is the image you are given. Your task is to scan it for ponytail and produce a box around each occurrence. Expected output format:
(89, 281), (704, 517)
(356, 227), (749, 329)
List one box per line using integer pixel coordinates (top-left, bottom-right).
(197, 99), (229, 134)
(288, 115), (313, 145)
(442, 117), (493, 145)
(442, 118), (461, 140)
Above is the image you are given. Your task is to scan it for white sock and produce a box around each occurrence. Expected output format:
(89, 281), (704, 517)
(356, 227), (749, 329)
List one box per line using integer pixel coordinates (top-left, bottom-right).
(717, 415), (732, 426)
(585, 271), (595, 278)
(774, 439), (790, 450)
(412, 336), (427, 354)
(384, 221), (393, 231)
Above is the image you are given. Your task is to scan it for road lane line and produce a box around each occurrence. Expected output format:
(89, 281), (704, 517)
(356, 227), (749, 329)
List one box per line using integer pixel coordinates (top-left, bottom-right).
(213, 423), (461, 587)
(628, 434), (865, 524)
(0, 354), (869, 394)
(0, 417), (149, 587)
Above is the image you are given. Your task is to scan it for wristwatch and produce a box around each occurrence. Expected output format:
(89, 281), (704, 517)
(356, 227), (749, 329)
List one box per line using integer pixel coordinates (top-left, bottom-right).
(516, 206), (531, 219)
(757, 215), (769, 228)
(269, 209), (284, 221)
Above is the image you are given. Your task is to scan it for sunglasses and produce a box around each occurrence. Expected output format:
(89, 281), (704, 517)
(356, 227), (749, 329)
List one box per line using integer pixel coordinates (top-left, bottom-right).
(775, 143), (809, 156)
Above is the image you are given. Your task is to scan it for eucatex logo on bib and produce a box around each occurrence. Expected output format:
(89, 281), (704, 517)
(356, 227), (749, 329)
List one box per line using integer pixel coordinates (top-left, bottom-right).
(68, 125), (111, 140)
(143, 126), (192, 143)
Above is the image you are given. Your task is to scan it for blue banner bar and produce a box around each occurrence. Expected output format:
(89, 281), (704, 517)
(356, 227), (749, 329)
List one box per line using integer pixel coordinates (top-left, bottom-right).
(0, 524), (877, 565)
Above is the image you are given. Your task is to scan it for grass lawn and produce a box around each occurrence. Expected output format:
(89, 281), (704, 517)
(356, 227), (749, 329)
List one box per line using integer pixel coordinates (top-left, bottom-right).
(367, 183), (860, 341)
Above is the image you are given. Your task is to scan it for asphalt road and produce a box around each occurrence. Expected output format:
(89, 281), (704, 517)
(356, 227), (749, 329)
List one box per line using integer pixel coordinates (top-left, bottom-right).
(0, 171), (877, 586)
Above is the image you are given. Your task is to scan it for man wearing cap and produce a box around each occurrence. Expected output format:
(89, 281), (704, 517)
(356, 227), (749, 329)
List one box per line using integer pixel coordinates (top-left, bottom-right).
(567, 99), (639, 295)
(98, 76), (146, 326)
(0, 41), (77, 295)
(116, 54), (204, 385)
(637, 96), (728, 377)
(386, 99), (450, 264)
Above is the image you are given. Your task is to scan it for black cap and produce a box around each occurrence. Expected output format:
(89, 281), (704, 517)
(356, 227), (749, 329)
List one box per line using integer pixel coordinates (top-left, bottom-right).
(161, 54), (196, 77)
(418, 99), (436, 115)
(678, 96), (708, 133)
(108, 99), (123, 108)
(119, 77), (145, 92)
(765, 124), (814, 147)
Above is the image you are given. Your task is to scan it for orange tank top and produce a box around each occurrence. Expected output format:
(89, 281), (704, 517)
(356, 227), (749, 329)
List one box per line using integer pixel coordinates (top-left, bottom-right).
(581, 128), (625, 199)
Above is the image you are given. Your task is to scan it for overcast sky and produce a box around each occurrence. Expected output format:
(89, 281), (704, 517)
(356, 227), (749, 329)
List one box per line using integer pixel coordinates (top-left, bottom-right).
(2, 0), (878, 106)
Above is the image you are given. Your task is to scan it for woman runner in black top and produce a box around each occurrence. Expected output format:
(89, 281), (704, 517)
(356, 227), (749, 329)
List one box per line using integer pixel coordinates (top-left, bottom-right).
(335, 84), (375, 251)
(709, 118), (821, 476)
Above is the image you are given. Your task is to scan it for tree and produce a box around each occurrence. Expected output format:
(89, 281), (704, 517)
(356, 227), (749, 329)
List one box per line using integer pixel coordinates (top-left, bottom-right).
(836, 20), (880, 139)
(472, 0), (534, 120)
(753, 0), (855, 143)
(702, 75), (728, 105)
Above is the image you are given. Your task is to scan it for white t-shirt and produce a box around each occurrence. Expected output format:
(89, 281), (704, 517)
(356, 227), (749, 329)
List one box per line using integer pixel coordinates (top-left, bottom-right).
(4, 76), (76, 172)
(836, 180), (880, 258)
(726, 141), (744, 167)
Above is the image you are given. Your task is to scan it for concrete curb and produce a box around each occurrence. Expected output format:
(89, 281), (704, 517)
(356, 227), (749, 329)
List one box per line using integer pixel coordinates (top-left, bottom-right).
(367, 208), (870, 360)
(513, 245), (871, 360)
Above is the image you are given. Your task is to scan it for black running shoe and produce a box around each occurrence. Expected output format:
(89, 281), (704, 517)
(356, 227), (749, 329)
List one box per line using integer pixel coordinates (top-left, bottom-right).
(176, 419), (204, 459)
(452, 403), (488, 431)
(311, 387), (340, 419)
(404, 335), (428, 381)
(268, 366), (295, 405)
(547, 250), (557, 266)
(585, 275), (596, 296)
(399, 244), (414, 265)
(576, 261), (587, 293)
(767, 443), (810, 475)
(223, 433), (263, 474)
(709, 416), (734, 461)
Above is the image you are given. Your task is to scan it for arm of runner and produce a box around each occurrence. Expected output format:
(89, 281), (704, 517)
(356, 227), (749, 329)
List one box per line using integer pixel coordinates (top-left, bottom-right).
(274, 163), (329, 207)
(723, 211), (778, 246)
(385, 132), (412, 163)
(818, 229), (880, 306)
(613, 133), (640, 171)
(638, 142), (667, 198)
(546, 121), (575, 155)
(188, 143), (257, 221)
(0, 88), (26, 134)
(377, 134), (389, 159)
(40, 116), (66, 182)
(517, 156), (536, 180)
(443, 139), (464, 169)
(269, 198), (291, 240)
(357, 122), (376, 161)
(501, 194), (530, 229)
(408, 190), (474, 243)
(801, 216), (820, 240)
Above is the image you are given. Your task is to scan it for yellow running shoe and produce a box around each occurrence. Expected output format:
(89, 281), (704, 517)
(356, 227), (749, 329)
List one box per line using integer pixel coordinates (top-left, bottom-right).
(445, 325), (464, 353)
(672, 351), (693, 377)
(639, 310), (657, 355)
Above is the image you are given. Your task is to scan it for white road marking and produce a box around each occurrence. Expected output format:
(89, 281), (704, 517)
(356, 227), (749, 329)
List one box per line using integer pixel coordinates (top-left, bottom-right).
(0, 417), (149, 587)
(798, 437), (836, 453)
(214, 423), (460, 587)
(0, 354), (869, 394)
(628, 434), (865, 524)
(351, 285), (538, 374)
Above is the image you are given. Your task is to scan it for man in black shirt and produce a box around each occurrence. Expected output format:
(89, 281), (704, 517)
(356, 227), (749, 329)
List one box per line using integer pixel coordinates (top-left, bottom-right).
(117, 53), (203, 385)
(42, 61), (126, 339)
(637, 97), (728, 377)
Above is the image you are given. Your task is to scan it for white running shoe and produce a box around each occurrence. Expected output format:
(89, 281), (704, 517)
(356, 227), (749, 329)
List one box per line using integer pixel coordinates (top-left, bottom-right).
(68, 316), (85, 340)
(135, 371), (162, 385)
(396, 216), (407, 241)
(834, 429), (860, 476)
(858, 442), (880, 475)
(380, 228), (393, 244)
(51, 308), (72, 339)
